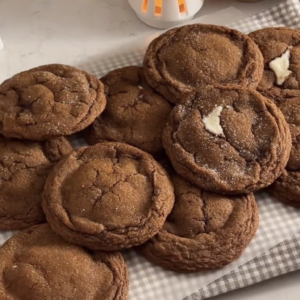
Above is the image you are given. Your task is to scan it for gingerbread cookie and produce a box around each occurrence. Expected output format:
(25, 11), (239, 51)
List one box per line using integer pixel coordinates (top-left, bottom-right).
(0, 64), (106, 140)
(163, 87), (291, 194)
(269, 170), (300, 208)
(86, 66), (173, 155)
(0, 224), (129, 300)
(0, 136), (72, 230)
(144, 24), (264, 104)
(249, 27), (300, 102)
(43, 142), (175, 251)
(137, 170), (259, 272)
(268, 98), (300, 208)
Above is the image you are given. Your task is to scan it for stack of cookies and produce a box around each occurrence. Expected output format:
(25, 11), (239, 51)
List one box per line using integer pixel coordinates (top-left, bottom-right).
(0, 24), (298, 299)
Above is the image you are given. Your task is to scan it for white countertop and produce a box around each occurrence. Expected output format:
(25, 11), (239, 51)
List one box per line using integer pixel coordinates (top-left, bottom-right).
(0, 0), (299, 299)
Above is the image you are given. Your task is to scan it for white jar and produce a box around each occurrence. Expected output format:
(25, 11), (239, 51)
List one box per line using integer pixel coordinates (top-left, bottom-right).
(0, 35), (3, 50)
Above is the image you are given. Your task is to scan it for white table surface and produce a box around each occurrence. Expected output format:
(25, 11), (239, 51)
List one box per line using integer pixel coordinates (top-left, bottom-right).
(0, 0), (299, 299)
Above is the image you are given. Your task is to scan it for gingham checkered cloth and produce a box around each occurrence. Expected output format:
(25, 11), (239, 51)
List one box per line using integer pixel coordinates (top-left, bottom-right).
(184, 0), (300, 298)
(186, 232), (300, 300)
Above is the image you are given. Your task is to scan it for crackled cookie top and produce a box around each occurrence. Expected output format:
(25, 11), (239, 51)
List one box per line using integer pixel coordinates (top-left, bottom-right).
(278, 98), (300, 170)
(0, 224), (129, 300)
(86, 66), (172, 155)
(163, 87), (291, 194)
(0, 64), (106, 140)
(138, 171), (259, 272)
(43, 142), (175, 251)
(0, 136), (73, 230)
(249, 27), (300, 101)
(144, 24), (264, 104)
(268, 98), (300, 208)
(269, 170), (300, 208)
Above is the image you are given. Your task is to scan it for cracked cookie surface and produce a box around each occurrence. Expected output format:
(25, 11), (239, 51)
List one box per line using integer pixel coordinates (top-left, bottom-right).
(0, 64), (106, 140)
(268, 98), (300, 207)
(163, 87), (291, 194)
(0, 136), (73, 230)
(249, 27), (300, 102)
(86, 66), (173, 155)
(0, 224), (129, 300)
(42, 142), (175, 251)
(137, 170), (259, 272)
(144, 24), (264, 104)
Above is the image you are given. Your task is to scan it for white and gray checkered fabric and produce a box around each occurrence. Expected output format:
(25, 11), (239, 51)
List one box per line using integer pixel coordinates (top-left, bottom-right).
(1, 1), (300, 300)
(186, 232), (300, 300)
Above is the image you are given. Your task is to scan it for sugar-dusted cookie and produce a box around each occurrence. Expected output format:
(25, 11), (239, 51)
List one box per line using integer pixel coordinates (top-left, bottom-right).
(137, 170), (259, 272)
(163, 87), (291, 194)
(0, 224), (129, 300)
(268, 97), (300, 208)
(86, 66), (173, 155)
(43, 142), (175, 251)
(249, 27), (300, 102)
(144, 24), (264, 104)
(269, 170), (300, 208)
(0, 136), (72, 230)
(0, 64), (106, 140)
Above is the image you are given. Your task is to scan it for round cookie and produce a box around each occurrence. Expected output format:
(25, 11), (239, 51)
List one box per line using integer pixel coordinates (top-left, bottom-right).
(249, 27), (300, 102)
(0, 224), (129, 300)
(278, 98), (300, 170)
(269, 170), (300, 208)
(137, 171), (259, 273)
(0, 136), (73, 230)
(86, 66), (173, 155)
(163, 87), (291, 194)
(0, 64), (106, 140)
(144, 24), (264, 104)
(268, 98), (300, 207)
(42, 142), (175, 251)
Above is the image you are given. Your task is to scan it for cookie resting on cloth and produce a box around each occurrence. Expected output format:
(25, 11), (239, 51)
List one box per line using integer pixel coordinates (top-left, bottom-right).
(268, 97), (300, 208)
(0, 224), (129, 300)
(163, 87), (291, 194)
(249, 27), (300, 103)
(0, 64), (106, 140)
(0, 136), (72, 230)
(137, 170), (259, 273)
(86, 66), (173, 155)
(144, 24), (264, 104)
(42, 142), (175, 251)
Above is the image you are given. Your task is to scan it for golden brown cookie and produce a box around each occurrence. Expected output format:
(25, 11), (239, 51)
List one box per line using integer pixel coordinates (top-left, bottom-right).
(0, 64), (106, 140)
(249, 27), (300, 102)
(42, 142), (175, 251)
(137, 170), (259, 273)
(268, 98), (300, 208)
(144, 24), (264, 104)
(0, 136), (72, 230)
(86, 66), (173, 155)
(163, 87), (291, 194)
(0, 224), (129, 300)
